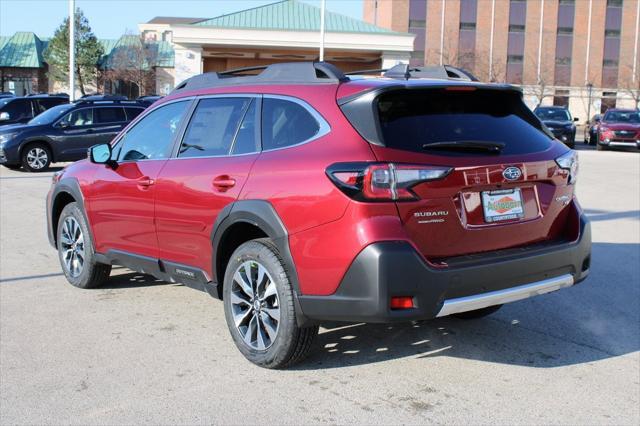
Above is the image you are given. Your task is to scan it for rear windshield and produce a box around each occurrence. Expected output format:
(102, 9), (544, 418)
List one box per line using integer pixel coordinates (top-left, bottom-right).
(376, 89), (553, 155)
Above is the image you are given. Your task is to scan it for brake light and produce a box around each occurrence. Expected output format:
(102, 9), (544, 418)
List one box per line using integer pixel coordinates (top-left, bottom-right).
(555, 151), (579, 185)
(327, 162), (452, 201)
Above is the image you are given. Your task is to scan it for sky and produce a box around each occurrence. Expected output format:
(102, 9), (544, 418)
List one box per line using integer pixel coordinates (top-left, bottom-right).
(0, 0), (364, 39)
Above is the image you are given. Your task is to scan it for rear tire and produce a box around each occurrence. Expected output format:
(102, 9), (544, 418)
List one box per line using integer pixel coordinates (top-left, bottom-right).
(223, 239), (318, 369)
(57, 202), (111, 289)
(21, 142), (51, 172)
(454, 304), (502, 319)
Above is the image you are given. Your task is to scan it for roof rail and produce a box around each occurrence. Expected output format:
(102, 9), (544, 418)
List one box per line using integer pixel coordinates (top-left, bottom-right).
(73, 98), (140, 106)
(172, 61), (348, 93)
(346, 64), (479, 82)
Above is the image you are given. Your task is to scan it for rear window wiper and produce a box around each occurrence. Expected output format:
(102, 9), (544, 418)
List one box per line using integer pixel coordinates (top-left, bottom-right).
(422, 140), (505, 154)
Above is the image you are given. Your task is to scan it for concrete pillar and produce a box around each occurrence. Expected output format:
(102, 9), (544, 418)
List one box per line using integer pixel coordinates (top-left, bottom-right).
(174, 45), (203, 85)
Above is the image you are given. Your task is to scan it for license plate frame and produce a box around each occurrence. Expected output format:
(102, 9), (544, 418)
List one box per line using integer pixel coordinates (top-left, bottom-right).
(481, 188), (525, 223)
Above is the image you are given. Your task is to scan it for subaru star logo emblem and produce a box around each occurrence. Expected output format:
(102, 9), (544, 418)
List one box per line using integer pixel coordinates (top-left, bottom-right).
(503, 166), (522, 181)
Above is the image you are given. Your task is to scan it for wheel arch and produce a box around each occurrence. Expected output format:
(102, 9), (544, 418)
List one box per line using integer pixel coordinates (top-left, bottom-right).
(48, 178), (87, 247)
(210, 200), (308, 322)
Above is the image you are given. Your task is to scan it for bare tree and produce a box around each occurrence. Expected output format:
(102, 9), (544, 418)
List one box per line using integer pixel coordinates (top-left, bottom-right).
(618, 65), (640, 109)
(100, 32), (158, 97)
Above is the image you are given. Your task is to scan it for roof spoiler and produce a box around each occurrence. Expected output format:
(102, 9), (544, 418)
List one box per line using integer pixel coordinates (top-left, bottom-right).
(172, 61), (348, 93)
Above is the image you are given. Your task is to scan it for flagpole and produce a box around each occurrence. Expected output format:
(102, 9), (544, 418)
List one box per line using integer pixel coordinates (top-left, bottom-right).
(319, 0), (326, 62)
(69, 0), (75, 101)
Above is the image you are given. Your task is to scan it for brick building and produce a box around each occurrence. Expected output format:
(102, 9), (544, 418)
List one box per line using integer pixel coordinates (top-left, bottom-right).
(364, 0), (640, 120)
(0, 32), (49, 95)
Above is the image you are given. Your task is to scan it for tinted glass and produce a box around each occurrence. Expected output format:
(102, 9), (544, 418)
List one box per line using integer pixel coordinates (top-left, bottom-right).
(535, 108), (571, 121)
(377, 89), (553, 155)
(603, 110), (640, 123)
(262, 98), (320, 150)
(125, 107), (144, 120)
(95, 107), (126, 123)
(60, 108), (93, 126)
(1, 99), (31, 120)
(179, 97), (251, 158)
(115, 101), (189, 161)
(28, 104), (74, 125)
(231, 100), (258, 155)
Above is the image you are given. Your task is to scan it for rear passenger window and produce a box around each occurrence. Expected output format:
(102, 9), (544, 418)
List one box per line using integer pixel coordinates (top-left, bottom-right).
(125, 107), (144, 121)
(262, 98), (320, 150)
(178, 97), (252, 158)
(95, 107), (126, 123)
(2, 99), (32, 120)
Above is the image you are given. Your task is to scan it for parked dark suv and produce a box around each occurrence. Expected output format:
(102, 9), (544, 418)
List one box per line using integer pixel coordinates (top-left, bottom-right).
(0, 100), (144, 171)
(0, 94), (68, 127)
(46, 62), (591, 368)
(534, 106), (578, 148)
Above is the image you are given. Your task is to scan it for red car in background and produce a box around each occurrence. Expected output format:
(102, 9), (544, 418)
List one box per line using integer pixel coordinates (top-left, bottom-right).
(46, 62), (591, 368)
(597, 108), (640, 151)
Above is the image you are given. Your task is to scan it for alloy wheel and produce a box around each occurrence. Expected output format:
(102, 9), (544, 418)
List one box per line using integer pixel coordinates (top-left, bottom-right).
(60, 216), (85, 278)
(26, 147), (48, 170)
(230, 260), (280, 350)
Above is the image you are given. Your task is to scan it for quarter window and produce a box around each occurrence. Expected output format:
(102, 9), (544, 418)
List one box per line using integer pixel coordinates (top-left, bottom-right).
(262, 98), (321, 150)
(95, 107), (126, 123)
(115, 101), (189, 161)
(178, 97), (253, 158)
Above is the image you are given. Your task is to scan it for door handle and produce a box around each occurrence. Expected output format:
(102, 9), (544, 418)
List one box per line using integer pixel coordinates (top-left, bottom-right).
(137, 176), (155, 188)
(212, 175), (236, 192)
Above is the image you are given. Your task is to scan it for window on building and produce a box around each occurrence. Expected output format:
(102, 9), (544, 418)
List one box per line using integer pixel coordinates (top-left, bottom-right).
(507, 55), (524, 64)
(553, 90), (570, 107)
(509, 24), (526, 33)
(607, 0), (623, 7)
(603, 59), (619, 67)
(601, 92), (617, 114)
(460, 22), (476, 30)
(409, 20), (426, 28)
(605, 29), (621, 37)
(558, 0), (575, 4)
(555, 57), (571, 65)
(557, 27), (573, 35)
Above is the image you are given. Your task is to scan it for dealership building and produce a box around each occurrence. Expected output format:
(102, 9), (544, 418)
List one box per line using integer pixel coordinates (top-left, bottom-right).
(1, 0), (638, 120)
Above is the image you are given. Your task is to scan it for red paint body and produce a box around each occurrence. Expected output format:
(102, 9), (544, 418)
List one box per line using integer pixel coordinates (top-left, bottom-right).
(53, 78), (580, 296)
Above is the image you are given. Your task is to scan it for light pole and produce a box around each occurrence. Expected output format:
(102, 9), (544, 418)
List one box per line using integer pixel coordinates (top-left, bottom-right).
(69, 0), (75, 101)
(586, 82), (593, 121)
(319, 0), (326, 62)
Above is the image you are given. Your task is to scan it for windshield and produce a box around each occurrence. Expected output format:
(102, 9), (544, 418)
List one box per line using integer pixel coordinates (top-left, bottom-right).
(376, 89), (553, 156)
(603, 110), (640, 124)
(28, 104), (74, 125)
(535, 108), (571, 121)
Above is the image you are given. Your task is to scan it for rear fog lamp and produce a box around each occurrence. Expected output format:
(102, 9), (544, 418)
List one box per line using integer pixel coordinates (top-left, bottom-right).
(390, 296), (414, 310)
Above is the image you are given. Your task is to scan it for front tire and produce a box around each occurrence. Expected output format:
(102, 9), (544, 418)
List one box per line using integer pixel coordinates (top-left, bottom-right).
(223, 239), (318, 369)
(21, 142), (51, 172)
(57, 202), (111, 289)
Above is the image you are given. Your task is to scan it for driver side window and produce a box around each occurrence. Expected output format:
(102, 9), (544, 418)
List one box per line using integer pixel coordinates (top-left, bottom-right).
(114, 101), (190, 162)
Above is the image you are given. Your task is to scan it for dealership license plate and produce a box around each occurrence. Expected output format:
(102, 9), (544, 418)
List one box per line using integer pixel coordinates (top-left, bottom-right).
(481, 189), (525, 223)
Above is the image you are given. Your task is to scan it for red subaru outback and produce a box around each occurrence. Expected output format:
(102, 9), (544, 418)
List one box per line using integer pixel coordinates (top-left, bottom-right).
(46, 63), (591, 368)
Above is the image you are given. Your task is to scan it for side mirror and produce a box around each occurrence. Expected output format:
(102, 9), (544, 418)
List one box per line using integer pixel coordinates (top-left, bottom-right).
(573, 117), (579, 122)
(0, 112), (9, 121)
(89, 143), (116, 168)
(58, 121), (70, 129)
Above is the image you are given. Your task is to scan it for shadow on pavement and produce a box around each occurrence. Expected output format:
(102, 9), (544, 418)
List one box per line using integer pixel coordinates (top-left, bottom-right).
(585, 208), (640, 222)
(294, 242), (639, 370)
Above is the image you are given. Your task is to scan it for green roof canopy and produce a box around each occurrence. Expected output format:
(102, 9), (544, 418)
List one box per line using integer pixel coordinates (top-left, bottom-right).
(193, 0), (401, 34)
(0, 32), (48, 68)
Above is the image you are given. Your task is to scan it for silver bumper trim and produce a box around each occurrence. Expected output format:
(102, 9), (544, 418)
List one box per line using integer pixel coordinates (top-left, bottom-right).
(436, 273), (575, 317)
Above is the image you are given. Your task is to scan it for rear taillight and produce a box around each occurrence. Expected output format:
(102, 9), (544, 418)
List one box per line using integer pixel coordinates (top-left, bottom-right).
(327, 162), (452, 201)
(555, 151), (578, 185)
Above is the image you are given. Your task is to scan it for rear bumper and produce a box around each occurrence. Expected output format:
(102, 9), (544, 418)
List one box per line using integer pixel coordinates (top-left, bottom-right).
(298, 214), (591, 323)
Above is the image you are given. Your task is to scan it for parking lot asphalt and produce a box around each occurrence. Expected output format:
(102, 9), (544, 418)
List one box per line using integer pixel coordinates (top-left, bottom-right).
(1, 142), (639, 425)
